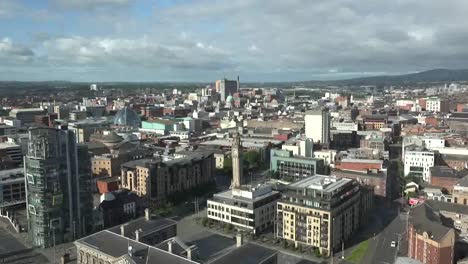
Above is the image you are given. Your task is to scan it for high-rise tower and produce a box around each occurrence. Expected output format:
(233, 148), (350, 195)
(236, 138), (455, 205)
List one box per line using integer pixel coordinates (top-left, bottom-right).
(25, 127), (93, 248)
(231, 132), (243, 188)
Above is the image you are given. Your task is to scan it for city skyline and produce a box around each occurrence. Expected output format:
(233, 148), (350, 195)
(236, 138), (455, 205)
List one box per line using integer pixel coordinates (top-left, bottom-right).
(2, 0), (468, 82)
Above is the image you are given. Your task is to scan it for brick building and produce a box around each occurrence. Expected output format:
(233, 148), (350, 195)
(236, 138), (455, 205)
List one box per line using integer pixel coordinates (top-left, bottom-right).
(335, 159), (383, 172)
(408, 203), (456, 264)
(430, 166), (467, 193)
(332, 169), (389, 199)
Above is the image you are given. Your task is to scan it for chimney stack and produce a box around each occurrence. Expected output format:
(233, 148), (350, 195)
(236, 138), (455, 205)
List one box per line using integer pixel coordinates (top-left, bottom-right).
(120, 225), (125, 237)
(187, 245), (196, 260)
(168, 240), (174, 253)
(145, 208), (150, 220)
(236, 233), (243, 248)
(135, 229), (141, 242)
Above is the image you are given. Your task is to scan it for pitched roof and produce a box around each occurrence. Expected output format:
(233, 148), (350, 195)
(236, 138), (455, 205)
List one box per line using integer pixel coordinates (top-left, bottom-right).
(409, 203), (452, 242)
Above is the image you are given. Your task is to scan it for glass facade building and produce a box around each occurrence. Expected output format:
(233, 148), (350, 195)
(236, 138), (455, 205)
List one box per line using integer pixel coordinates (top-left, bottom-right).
(25, 127), (93, 248)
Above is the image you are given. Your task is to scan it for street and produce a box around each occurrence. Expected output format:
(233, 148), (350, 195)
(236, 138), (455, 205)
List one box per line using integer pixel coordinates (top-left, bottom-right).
(364, 210), (407, 264)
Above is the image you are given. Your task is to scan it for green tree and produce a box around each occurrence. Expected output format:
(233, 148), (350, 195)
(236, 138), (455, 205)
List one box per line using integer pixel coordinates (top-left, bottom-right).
(244, 151), (261, 168)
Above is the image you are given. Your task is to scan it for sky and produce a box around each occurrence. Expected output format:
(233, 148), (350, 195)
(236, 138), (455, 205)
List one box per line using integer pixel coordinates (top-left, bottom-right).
(1, 0), (468, 82)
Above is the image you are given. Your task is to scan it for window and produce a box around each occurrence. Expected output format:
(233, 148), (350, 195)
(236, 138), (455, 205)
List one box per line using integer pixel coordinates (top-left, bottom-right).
(28, 205), (36, 215)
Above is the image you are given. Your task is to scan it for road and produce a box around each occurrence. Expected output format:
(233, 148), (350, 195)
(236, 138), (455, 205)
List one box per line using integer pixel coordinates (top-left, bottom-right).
(365, 211), (407, 264)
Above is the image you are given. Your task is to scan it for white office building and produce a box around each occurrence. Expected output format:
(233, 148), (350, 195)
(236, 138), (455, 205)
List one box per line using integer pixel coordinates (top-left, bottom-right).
(207, 185), (280, 234)
(404, 146), (435, 182)
(305, 109), (330, 146)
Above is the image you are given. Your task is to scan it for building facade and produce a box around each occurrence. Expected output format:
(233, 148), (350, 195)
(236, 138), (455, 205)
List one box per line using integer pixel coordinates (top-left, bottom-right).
(120, 150), (215, 208)
(408, 203), (455, 264)
(219, 78), (238, 102)
(270, 149), (325, 181)
(305, 109), (330, 146)
(277, 175), (365, 256)
(404, 146), (435, 182)
(0, 168), (25, 207)
(207, 185), (280, 234)
(25, 127), (94, 248)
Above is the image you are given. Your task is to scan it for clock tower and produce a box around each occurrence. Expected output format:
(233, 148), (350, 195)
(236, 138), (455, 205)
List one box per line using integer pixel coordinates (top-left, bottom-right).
(231, 132), (243, 188)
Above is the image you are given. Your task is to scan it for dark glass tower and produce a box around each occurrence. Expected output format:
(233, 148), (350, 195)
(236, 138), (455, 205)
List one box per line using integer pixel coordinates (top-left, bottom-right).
(25, 127), (93, 248)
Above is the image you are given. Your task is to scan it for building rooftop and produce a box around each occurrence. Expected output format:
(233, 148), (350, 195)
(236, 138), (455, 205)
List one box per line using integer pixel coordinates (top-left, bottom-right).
(340, 158), (383, 164)
(209, 243), (277, 264)
(213, 185), (279, 203)
(289, 175), (352, 192)
(430, 166), (467, 179)
(108, 215), (177, 239)
(0, 142), (20, 149)
(409, 203), (452, 242)
(76, 230), (196, 264)
(455, 175), (468, 188)
(427, 200), (468, 215)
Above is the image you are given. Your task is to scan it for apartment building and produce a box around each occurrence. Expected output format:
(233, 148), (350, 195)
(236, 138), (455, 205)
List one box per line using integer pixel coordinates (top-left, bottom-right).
(120, 150), (215, 208)
(426, 97), (450, 113)
(277, 175), (367, 256)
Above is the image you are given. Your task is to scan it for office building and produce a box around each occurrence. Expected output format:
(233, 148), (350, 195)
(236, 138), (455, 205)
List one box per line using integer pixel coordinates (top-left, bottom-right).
(207, 185), (280, 234)
(0, 142), (23, 169)
(305, 109), (330, 146)
(219, 78), (239, 102)
(25, 127), (93, 248)
(270, 149), (325, 181)
(277, 175), (366, 256)
(9, 108), (46, 125)
(408, 203), (455, 264)
(0, 168), (26, 207)
(403, 145), (435, 182)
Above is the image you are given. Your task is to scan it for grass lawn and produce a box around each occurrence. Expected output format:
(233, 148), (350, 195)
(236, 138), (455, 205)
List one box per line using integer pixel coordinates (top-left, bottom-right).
(345, 239), (370, 263)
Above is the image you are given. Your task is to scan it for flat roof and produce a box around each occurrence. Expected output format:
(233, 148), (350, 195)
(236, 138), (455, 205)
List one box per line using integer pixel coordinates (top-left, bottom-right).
(341, 158), (383, 164)
(0, 142), (20, 149)
(210, 243), (277, 264)
(289, 174), (352, 192)
(213, 187), (279, 204)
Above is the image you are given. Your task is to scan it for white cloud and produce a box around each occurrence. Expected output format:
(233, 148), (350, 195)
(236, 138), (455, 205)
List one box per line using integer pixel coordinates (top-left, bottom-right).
(53, 0), (133, 10)
(5, 0), (468, 81)
(40, 36), (232, 70)
(0, 38), (35, 64)
(0, 0), (19, 17)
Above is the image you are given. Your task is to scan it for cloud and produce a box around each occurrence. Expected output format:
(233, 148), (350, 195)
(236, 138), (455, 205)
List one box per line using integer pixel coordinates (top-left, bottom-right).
(5, 0), (468, 81)
(40, 36), (233, 70)
(0, 38), (35, 64)
(0, 0), (19, 17)
(52, 0), (133, 10)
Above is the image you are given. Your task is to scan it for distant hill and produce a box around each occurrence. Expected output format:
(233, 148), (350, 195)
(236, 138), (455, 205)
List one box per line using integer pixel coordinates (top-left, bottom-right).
(315, 69), (468, 86)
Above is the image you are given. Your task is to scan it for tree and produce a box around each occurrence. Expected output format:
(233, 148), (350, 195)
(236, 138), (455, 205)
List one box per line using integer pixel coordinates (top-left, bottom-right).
(244, 151), (260, 168)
